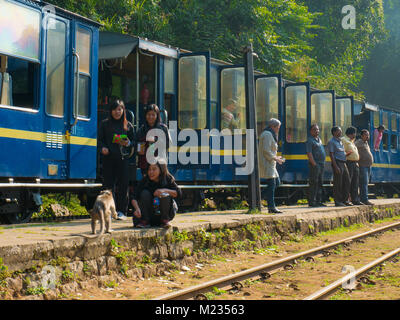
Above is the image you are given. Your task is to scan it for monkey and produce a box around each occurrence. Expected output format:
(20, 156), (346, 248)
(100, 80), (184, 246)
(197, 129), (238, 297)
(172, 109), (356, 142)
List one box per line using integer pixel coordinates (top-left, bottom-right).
(89, 189), (118, 235)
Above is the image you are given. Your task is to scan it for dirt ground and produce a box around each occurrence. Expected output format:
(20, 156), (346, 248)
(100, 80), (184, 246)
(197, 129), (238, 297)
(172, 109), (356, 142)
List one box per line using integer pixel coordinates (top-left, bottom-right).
(72, 217), (400, 300)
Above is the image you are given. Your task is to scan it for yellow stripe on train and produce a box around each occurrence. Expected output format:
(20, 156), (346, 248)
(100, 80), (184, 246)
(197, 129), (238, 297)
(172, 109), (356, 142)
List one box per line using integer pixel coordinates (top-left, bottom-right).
(0, 127), (97, 147)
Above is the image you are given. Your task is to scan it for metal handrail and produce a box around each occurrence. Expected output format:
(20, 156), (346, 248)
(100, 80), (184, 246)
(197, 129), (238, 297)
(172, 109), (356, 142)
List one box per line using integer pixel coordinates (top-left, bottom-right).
(72, 50), (80, 128)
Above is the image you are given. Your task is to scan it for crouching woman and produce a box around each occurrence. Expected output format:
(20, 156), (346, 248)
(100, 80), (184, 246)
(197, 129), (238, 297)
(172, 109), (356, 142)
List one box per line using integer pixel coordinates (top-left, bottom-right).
(131, 159), (181, 228)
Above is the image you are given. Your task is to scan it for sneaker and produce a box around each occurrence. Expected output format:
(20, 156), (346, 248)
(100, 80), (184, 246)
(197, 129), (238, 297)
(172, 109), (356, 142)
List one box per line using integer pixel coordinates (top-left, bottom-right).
(136, 221), (150, 228)
(362, 200), (374, 205)
(343, 202), (353, 206)
(268, 208), (283, 214)
(317, 203), (327, 207)
(161, 219), (172, 229)
(352, 201), (363, 205)
(335, 202), (345, 207)
(117, 211), (127, 220)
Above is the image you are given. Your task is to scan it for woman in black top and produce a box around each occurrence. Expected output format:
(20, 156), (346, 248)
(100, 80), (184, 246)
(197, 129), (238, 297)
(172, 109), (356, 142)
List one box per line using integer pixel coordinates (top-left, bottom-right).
(136, 104), (170, 176)
(98, 99), (135, 220)
(131, 158), (181, 228)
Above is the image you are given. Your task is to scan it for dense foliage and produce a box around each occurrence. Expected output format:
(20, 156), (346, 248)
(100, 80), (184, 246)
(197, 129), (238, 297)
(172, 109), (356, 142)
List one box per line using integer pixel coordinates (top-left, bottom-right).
(360, 0), (400, 108)
(47, 0), (388, 101)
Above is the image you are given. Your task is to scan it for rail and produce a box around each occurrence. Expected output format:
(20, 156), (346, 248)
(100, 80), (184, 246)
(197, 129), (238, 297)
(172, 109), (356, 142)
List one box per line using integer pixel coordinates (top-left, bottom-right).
(154, 220), (400, 300)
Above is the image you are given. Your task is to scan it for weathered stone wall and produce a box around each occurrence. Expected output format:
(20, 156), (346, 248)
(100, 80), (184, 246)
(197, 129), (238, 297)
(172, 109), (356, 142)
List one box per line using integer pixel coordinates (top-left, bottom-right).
(1, 203), (399, 299)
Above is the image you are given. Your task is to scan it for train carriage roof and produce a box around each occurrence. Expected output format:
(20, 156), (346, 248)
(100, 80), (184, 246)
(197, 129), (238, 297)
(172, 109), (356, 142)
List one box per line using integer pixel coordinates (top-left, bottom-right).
(99, 31), (179, 60)
(32, 0), (102, 27)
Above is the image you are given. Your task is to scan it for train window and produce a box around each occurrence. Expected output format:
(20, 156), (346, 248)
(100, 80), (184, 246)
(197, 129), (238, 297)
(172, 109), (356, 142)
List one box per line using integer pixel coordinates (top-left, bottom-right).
(77, 76), (90, 117)
(391, 134), (398, 151)
(391, 114), (397, 132)
(0, 0), (40, 62)
(210, 68), (218, 129)
(256, 77), (279, 137)
(211, 67), (218, 102)
(75, 27), (92, 118)
(382, 132), (388, 151)
(311, 92), (333, 145)
(382, 111), (389, 129)
(46, 18), (66, 117)
(221, 67), (246, 132)
(335, 98), (352, 131)
(76, 27), (91, 75)
(373, 111), (380, 128)
(285, 85), (307, 143)
(178, 55), (207, 129)
(1, 57), (38, 109)
(164, 57), (175, 94)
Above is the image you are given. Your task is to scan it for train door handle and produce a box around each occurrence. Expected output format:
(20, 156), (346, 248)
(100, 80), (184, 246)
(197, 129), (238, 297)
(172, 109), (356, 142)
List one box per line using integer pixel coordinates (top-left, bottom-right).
(72, 50), (80, 128)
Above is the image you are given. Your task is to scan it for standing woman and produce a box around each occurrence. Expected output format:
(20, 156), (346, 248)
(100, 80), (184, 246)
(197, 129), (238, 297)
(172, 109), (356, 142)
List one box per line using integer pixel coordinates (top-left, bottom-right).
(98, 99), (135, 220)
(136, 104), (170, 176)
(259, 118), (285, 213)
(131, 158), (181, 228)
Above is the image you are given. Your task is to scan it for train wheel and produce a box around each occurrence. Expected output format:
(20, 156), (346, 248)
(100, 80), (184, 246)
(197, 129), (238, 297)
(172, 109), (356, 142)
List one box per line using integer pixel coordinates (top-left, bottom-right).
(4, 208), (34, 224)
(0, 189), (39, 224)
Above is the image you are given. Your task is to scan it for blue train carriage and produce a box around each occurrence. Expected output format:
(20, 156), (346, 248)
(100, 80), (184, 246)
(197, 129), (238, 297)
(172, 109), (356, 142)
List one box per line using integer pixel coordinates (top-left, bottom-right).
(98, 32), (251, 204)
(0, 0), (100, 223)
(354, 102), (400, 196)
(261, 77), (355, 204)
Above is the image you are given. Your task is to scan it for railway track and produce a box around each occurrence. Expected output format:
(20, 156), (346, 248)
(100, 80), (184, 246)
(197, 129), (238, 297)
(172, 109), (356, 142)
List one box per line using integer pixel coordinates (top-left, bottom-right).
(153, 220), (400, 300)
(304, 246), (400, 300)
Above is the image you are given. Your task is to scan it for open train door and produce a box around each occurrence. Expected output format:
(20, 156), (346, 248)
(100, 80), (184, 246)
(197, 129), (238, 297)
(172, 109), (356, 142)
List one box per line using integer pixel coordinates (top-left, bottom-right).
(172, 52), (211, 180)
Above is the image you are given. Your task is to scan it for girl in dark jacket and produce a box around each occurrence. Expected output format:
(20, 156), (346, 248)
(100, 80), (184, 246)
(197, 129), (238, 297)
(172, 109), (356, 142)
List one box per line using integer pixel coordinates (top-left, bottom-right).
(98, 99), (135, 220)
(136, 104), (170, 176)
(131, 158), (181, 228)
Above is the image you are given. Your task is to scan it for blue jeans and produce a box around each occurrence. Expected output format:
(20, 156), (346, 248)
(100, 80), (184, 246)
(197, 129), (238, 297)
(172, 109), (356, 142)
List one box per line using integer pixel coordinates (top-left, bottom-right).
(359, 166), (371, 202)
(262, 177), (280, 209)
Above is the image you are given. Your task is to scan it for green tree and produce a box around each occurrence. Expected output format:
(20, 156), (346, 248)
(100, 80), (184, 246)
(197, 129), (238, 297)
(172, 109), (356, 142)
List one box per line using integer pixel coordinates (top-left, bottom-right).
(360, 0), (400, 107)
(291, 0), (386, 98)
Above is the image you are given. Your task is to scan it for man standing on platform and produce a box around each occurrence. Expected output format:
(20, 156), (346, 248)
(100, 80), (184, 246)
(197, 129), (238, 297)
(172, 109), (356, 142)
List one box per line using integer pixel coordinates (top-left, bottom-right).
(355, 129), (374, 205)
(327, 126), (352, 207)
(342, 126), (363, 205)
(306, 124), (326, 207)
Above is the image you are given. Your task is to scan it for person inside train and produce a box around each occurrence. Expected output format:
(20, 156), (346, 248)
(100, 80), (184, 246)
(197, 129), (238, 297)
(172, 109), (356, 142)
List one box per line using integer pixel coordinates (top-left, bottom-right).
(373, 125), (385, 151)
(130, 157), (182, 228)
(98, 99), (135, 220)
(355, 129), (374, 205)
(259, 118), (285, 214)
(221, 98), (240, 130)
(342, 126), (362, 205)
(136, 104), (171, 176)
(327, 126), (352, 207)
(306, 124), (326, 207)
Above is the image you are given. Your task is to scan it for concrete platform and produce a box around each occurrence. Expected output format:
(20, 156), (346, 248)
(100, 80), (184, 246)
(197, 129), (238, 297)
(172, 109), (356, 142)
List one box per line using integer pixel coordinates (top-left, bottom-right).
(0, 199), (398, 248)
(1, 199), (400, 248)
(1, 199), (400, 299)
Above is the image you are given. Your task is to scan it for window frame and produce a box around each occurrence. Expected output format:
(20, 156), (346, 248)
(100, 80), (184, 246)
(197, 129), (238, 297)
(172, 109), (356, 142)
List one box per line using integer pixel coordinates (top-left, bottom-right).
(284, 82), (310, 144)
(219, 65), (246, 133)
(310, 90), (334, 145)
(0, 55), (40, 112)
(177, 51), (210, 130)
(255, 74), (281, 138)
(334, 96), (353, 131)
(0, 0), (42, 64)
(44, 16), (68, 118)
(74, 23), (93, 121)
